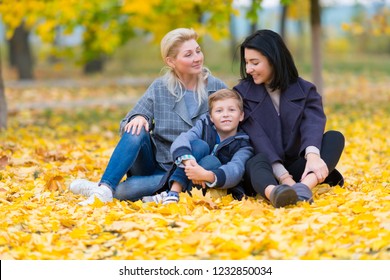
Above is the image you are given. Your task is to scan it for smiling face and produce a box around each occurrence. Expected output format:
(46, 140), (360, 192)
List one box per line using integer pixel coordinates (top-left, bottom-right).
(209, 98), (244, 140)
(244, 48), (273, 85)
(166, 39), (204, 78)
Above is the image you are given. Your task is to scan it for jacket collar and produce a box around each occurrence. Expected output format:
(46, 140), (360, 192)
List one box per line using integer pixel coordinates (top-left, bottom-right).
(237, 79), (305, 102)
(173, 92), (208, 126)
(173, 96), (192, 126)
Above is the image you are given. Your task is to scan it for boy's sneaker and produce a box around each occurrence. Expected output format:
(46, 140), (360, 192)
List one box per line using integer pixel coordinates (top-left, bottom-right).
(78, 185), (113, 206)
(69, 179), (99, 197)
(162, 192), (180, 205)
(142, 191), (168, 204)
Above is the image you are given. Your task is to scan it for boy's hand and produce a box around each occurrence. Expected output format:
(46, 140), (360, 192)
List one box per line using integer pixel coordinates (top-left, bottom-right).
(182, 159), (197, 167)
(185, 163), (206, 180)
(185, 163), (215, 188)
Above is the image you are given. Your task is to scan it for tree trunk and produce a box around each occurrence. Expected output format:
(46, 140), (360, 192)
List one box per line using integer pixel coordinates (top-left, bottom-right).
(0, 49), (7, 130)
(82, 25), (105, 75)
(83, 57), (105, 74)
(310, 0), (323, 95)
(229, 14), (239, 61)
(8, 22), (34, 80)
(250, 0), (258, 34)
(295, 20), (305, 62)
(280, 5), (288, 42)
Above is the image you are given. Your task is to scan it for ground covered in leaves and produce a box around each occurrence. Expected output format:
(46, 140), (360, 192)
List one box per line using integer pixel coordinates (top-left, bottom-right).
(1, 74), (389, 259)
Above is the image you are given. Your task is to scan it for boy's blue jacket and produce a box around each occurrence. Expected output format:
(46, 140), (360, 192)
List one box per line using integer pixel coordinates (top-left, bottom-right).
(157, 114), (254, 198)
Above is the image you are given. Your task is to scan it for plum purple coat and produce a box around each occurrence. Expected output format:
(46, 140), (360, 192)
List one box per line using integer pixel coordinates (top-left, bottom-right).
(233, 77), (326, 165)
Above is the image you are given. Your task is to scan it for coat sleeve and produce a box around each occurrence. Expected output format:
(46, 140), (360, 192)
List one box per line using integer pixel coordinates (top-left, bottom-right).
(170, 116), (205, 160)
(299, 82), (326, 155)
(119, 79), (160, 134)
(207, 75), (228, 93)
(212, 143), (254, 189)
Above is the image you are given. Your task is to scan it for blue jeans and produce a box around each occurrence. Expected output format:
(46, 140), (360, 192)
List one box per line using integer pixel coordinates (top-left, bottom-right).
(100, 128), (166, 201)
(169, 139), (221, 192)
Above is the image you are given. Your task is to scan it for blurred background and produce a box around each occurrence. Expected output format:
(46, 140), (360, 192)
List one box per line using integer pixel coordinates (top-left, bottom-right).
(1, 0), (389, 80)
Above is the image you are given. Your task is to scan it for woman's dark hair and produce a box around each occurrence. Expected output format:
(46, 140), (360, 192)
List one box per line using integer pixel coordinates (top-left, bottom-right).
(239, 29), (298, 91)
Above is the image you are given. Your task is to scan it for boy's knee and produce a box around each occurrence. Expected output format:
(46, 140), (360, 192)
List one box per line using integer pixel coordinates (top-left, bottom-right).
(198, 155), (221, 170)
(190, 139), (210, 158)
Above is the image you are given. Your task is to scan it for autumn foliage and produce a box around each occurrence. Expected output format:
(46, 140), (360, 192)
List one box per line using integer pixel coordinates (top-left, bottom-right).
(0, 0), (235, 65)
(0, 73), (389, 260)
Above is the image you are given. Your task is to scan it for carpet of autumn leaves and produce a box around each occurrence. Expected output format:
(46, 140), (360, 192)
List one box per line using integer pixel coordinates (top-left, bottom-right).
(0, 73), (389, 260)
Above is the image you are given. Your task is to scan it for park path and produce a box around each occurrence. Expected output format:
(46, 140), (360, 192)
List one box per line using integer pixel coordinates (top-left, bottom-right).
(5, 76), (154, 112)
(5, 75), (238, 112)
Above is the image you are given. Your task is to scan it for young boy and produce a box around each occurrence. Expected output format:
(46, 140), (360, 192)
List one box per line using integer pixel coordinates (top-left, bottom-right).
(143, 88), (254, 204)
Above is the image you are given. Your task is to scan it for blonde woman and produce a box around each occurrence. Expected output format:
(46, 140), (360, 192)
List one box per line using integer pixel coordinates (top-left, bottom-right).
(69, 28), (227, 205)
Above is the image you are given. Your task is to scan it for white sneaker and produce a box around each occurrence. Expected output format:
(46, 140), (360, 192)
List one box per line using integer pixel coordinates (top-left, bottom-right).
(142, 191), (168, 204)
(78, 185), (113, 206)
(69, 179), (99, 197)
(162, 193), (180, 205)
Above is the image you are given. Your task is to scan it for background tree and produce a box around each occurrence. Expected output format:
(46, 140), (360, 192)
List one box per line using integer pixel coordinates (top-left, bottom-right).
(245, 0), (264, 33)
(286, 0), (309, 62)
(280, 3), (289, 40)
(0, 0), (235, 129)
(0, 49), (6, 130)
(310, 0), (323, 94)
(7, 22), (34, 79)
(0, 0), (235, 77)
(342, 2), (390, 54)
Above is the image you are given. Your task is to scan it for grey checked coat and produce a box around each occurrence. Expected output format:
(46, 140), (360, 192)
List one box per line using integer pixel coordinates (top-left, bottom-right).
(120, 74), (227, 169)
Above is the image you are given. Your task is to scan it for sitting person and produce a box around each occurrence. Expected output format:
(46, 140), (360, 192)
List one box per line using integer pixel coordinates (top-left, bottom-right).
(233, 29), (345, 208)
(68, 28), (227, 205)
(143, 88), (254, 204)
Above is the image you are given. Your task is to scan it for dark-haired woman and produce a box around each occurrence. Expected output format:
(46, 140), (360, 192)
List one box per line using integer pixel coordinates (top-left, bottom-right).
(233, 29), (345, 208)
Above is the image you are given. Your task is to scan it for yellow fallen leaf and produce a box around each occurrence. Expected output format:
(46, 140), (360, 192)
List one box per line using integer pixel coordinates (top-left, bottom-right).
(0, 155), (9, 170)
(106, 221), (144, 232)
(69, 228), (89, 239)
(44, 174), (66, 192)
(1, 80), (390, 260)
(60, 218), (76, 228)
(352, 204), (366, 214)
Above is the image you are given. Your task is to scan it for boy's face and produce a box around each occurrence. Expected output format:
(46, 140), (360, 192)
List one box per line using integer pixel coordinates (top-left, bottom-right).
(209, 98), (244, 139)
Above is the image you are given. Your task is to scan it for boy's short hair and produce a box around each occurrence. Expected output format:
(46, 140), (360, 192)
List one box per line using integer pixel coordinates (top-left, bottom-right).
(208, 88), (244, 112)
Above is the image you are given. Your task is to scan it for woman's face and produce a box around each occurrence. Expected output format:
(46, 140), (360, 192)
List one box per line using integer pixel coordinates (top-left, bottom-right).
(167, 39), (204, 76)
(244, 48), (273, 85)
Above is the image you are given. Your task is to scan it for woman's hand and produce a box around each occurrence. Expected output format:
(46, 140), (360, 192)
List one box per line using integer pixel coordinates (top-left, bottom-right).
(124, 116), (149, 135)
(302, 153), (329, 183)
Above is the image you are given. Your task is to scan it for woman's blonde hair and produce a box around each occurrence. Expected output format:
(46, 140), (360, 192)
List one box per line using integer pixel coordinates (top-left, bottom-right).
(160, 28), (210, 104)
